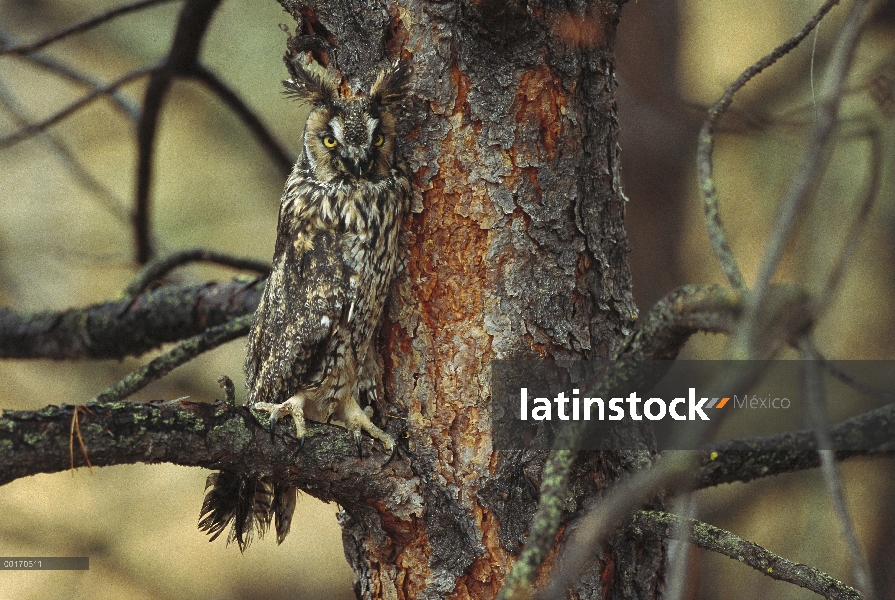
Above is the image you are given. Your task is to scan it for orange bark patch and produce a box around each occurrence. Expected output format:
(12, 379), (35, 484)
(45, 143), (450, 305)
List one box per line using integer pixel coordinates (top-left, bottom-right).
(455, 506), (512, 599)
(600, 551), (615, 595)
(513, 66), (566, 164)
(368, 510), (430, 599)
(452, 65), (472, 118)
(552, 12), (608, 49)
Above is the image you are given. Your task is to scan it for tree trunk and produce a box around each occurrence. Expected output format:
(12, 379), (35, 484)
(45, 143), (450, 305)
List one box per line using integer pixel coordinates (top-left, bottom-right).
(278, 1), (660, 597)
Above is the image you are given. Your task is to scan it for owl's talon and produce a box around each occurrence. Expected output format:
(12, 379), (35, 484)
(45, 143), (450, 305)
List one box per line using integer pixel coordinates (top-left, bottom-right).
(354, 431), (363, 458)
(269, 411), (280, 440)
(383, 443), (397, 467)
(253, 396), (306, 446)
(298, 435), (305, 452)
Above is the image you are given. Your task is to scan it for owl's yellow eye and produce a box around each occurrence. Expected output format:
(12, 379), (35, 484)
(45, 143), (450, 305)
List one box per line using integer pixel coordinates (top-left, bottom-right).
(322, 135), (338, 148)
(373, 133), (385, 147)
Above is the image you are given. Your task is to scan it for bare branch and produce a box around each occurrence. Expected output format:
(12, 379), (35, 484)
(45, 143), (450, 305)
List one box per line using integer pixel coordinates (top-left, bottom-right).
(189, 64), (294, 176)
(0, 77), (129, 224)
(134, 0), (225, 264)
(697, 0), (842, 291)
(696, 403), (895, 489)
(124, 248), (270, 297)
(92, 313), (253, 403)
(799, 338), (876, 598)
(0, 280), (261, 360)
(662, 494), (697, 600)
(0, 28), (139, 120)
(630, 511), (862, 600)
(734, 0), (871, 358)
(816, 353), (895, 403)
(0, 65), (156, 149)
(813, 126), (882, 319)
(618, 283), (812, 360)
(0, 0), (180, 56)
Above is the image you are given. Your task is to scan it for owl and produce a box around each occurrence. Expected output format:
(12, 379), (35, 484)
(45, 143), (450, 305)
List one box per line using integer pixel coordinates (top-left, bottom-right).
(199, 56), (412, 551)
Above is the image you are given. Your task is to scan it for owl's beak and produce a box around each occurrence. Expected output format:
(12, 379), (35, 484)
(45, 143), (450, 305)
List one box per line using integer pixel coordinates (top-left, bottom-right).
(343, 148), (371, 177)
(347, 156), (371, 177)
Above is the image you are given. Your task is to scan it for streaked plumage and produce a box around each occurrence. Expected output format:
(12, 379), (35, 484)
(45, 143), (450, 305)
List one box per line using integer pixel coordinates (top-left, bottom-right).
(199, 56), (411, 551)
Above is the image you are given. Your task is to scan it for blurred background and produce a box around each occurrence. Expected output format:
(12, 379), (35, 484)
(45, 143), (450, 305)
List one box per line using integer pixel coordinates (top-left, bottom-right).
(0, 0), (893, 598)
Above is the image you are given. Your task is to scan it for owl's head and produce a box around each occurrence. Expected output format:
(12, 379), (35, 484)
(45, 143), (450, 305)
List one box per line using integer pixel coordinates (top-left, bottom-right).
(283, 58), (411, 183)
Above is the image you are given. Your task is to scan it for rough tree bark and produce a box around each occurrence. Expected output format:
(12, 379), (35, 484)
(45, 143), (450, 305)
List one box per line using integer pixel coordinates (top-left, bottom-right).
(276, 0), (657, 597)
(3, 2), (892, 599)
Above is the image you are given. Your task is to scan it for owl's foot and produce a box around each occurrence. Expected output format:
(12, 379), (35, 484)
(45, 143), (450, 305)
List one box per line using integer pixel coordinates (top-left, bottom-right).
(253, 395), (306, 447)
(340, 402), (394, 459)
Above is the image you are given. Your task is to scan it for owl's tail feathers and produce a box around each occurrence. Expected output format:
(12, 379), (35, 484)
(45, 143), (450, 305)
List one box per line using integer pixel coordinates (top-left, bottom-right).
(272, 481), (297, 543)
(198, 471), (297, 551)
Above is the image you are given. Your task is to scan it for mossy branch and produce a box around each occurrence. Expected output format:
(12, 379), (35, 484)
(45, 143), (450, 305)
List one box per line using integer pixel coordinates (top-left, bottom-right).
(0, 399), (407, 498)
(630, 510), (862, 600)
(91, 314), (254, 403)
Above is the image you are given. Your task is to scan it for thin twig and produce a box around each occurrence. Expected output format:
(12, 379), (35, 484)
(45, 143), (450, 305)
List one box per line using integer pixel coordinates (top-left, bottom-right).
(123, 248), (270, 297)
(815, 353), (895, 402)
(190, 64), (294, 176)
(0, 65), (156, 149)
(813, 125), (882, 319)
(0, 0), (180, 56)
(134, 70), (172, 265)
(69, 406), (94, 473)
(631, 511), (863, 600)
(662, 494), (696, 600)
(218, 375), (236, 406)
(91, 313), (253, 404)
(0, 28), (139, 121)
(799, 338), (876, 599)
(0, 77), (130, 223)
(0, 280), (261, 360)
(734, 0), (870, 358)
(697, 0), (841, 291)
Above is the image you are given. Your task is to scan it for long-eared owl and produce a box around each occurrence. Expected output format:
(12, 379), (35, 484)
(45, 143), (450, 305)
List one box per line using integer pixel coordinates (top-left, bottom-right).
(199, 56), (412, 551)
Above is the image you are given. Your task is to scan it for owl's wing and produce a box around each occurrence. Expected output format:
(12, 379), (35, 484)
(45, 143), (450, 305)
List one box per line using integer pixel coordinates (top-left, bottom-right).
(244, 209), (347, 406)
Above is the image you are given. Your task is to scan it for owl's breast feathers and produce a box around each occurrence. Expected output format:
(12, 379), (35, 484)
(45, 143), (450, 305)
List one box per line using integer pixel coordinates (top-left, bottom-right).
(244, 164), (410, 409)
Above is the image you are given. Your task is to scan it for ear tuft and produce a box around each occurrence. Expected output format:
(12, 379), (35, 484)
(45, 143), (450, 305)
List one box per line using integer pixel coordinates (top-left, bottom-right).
(369, 57), (412, 106)
(282, 55), (337, 105)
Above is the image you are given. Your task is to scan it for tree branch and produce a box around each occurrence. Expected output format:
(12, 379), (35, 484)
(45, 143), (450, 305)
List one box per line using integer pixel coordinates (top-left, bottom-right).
(0, 76), (130, 224)
(92, 313), (253, 403)
(734, 0), (870, 358)
(0, 400), (409, 503)
(630, 511), (862, 600)
(695, 402), (895, 489)
(189, 64), (294, 177)
(134, 0), (224, 264)
(799, 338), (875, 598)
(696, 0), (841, 291)
(123, 247), (270, 297)
(0, 280), (261, 360)
(0, 28), (139, 121)
(0, 0), (180, 57)
(0, 65), (156, 149)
